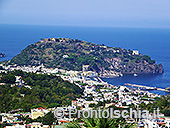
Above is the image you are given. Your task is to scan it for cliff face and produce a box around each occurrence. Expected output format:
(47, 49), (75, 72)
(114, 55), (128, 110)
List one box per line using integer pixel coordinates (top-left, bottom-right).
(103, 58), (164, 75)
(9, 38), (164, 76)
(99, 58), (164, 77)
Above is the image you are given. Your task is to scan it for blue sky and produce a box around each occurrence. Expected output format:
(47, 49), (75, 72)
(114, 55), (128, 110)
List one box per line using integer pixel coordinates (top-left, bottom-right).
(0, 0), (170, 28)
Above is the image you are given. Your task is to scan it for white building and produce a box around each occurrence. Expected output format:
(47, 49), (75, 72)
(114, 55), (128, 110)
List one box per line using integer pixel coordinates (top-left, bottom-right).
(144, 119), (159, 128)
(63, 55), (69, 58)
(84, 86), (96, 93)
(133, 50), (139, 55)
(165, 119), (170, 128)
(6, 124), (25, 128)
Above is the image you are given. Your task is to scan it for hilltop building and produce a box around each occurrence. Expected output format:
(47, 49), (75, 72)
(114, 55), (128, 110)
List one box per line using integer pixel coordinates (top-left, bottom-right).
(82, 65), (89, 72)
(132, 50), (139, 55)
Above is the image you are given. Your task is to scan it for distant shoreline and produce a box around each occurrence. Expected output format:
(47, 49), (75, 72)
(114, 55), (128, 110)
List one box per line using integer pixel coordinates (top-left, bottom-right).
(0, 25), (169, 95)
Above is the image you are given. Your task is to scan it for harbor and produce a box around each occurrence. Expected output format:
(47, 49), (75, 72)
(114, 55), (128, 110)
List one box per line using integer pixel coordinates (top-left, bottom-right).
(124, 83), (168, 92)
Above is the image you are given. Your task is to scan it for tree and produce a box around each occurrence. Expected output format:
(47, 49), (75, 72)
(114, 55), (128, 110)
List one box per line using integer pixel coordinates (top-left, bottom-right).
(47, 103), (60, 108)
(89, 103), (96, 108)
(163, 109), (170, 116)
(66, 116), (134, 128)
(96, 101), (105, 107)
(0, 71), (82, 113)
(42, 112), (56, 125)
(19, 86), (31, 95)
(1, 74), (16, 84)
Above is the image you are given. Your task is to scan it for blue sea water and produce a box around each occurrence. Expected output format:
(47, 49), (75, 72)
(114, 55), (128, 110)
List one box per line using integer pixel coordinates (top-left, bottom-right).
(0, 24), (170, 95)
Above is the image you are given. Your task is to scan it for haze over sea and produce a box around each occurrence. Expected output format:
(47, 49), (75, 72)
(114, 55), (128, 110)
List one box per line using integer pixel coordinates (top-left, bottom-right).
(0, 24), (170, 95)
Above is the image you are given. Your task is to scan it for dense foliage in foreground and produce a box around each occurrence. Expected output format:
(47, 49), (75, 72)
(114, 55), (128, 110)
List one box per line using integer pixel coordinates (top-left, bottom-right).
(0, 70), (83, 112)
(66, 113), (135, 128)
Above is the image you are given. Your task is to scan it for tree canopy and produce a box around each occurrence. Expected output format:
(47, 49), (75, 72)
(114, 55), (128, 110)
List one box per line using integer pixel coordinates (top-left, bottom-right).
(0, 70), (83, 112)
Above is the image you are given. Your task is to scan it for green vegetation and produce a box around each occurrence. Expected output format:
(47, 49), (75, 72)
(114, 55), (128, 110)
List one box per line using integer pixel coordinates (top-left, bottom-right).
(66, 112), (135, 128)
(139, 95), (170, 116)
(9, 38), (163, 76)
(18, 111), (55, 125)
(0, 74), (16, 84)
(0, 70), (83, 112)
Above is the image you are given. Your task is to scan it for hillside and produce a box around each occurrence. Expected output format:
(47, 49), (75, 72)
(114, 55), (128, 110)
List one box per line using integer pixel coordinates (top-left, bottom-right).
(9, 38), (163, 77)
(0, 70), (83, 112)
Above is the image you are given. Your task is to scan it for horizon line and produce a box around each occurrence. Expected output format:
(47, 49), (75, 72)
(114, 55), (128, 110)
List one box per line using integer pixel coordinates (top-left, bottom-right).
(0, 23), (170, 29)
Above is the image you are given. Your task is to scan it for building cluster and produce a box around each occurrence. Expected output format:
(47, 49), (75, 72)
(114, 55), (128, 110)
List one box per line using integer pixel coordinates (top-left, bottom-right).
(0, 64), (170, 128)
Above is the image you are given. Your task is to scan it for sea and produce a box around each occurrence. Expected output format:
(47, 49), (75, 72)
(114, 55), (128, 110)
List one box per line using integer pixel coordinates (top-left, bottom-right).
(0, 24), (170, 95)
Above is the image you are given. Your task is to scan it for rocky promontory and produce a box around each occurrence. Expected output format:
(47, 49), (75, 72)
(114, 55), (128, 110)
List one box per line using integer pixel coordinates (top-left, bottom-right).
(9, 38), (164, 77)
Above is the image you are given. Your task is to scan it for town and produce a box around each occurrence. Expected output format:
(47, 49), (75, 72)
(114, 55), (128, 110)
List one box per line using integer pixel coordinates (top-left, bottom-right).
(0, 64), (170, 128)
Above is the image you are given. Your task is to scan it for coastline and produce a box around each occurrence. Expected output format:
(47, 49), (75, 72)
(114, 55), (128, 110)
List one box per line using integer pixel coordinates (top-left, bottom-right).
(100, 72), (163, 78)
(0, 25), (170, 96)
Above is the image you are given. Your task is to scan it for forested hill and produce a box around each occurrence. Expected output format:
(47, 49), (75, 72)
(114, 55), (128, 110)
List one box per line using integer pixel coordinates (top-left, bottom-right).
(9, 38), (163, 77)
(0, 70), (83, 112)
